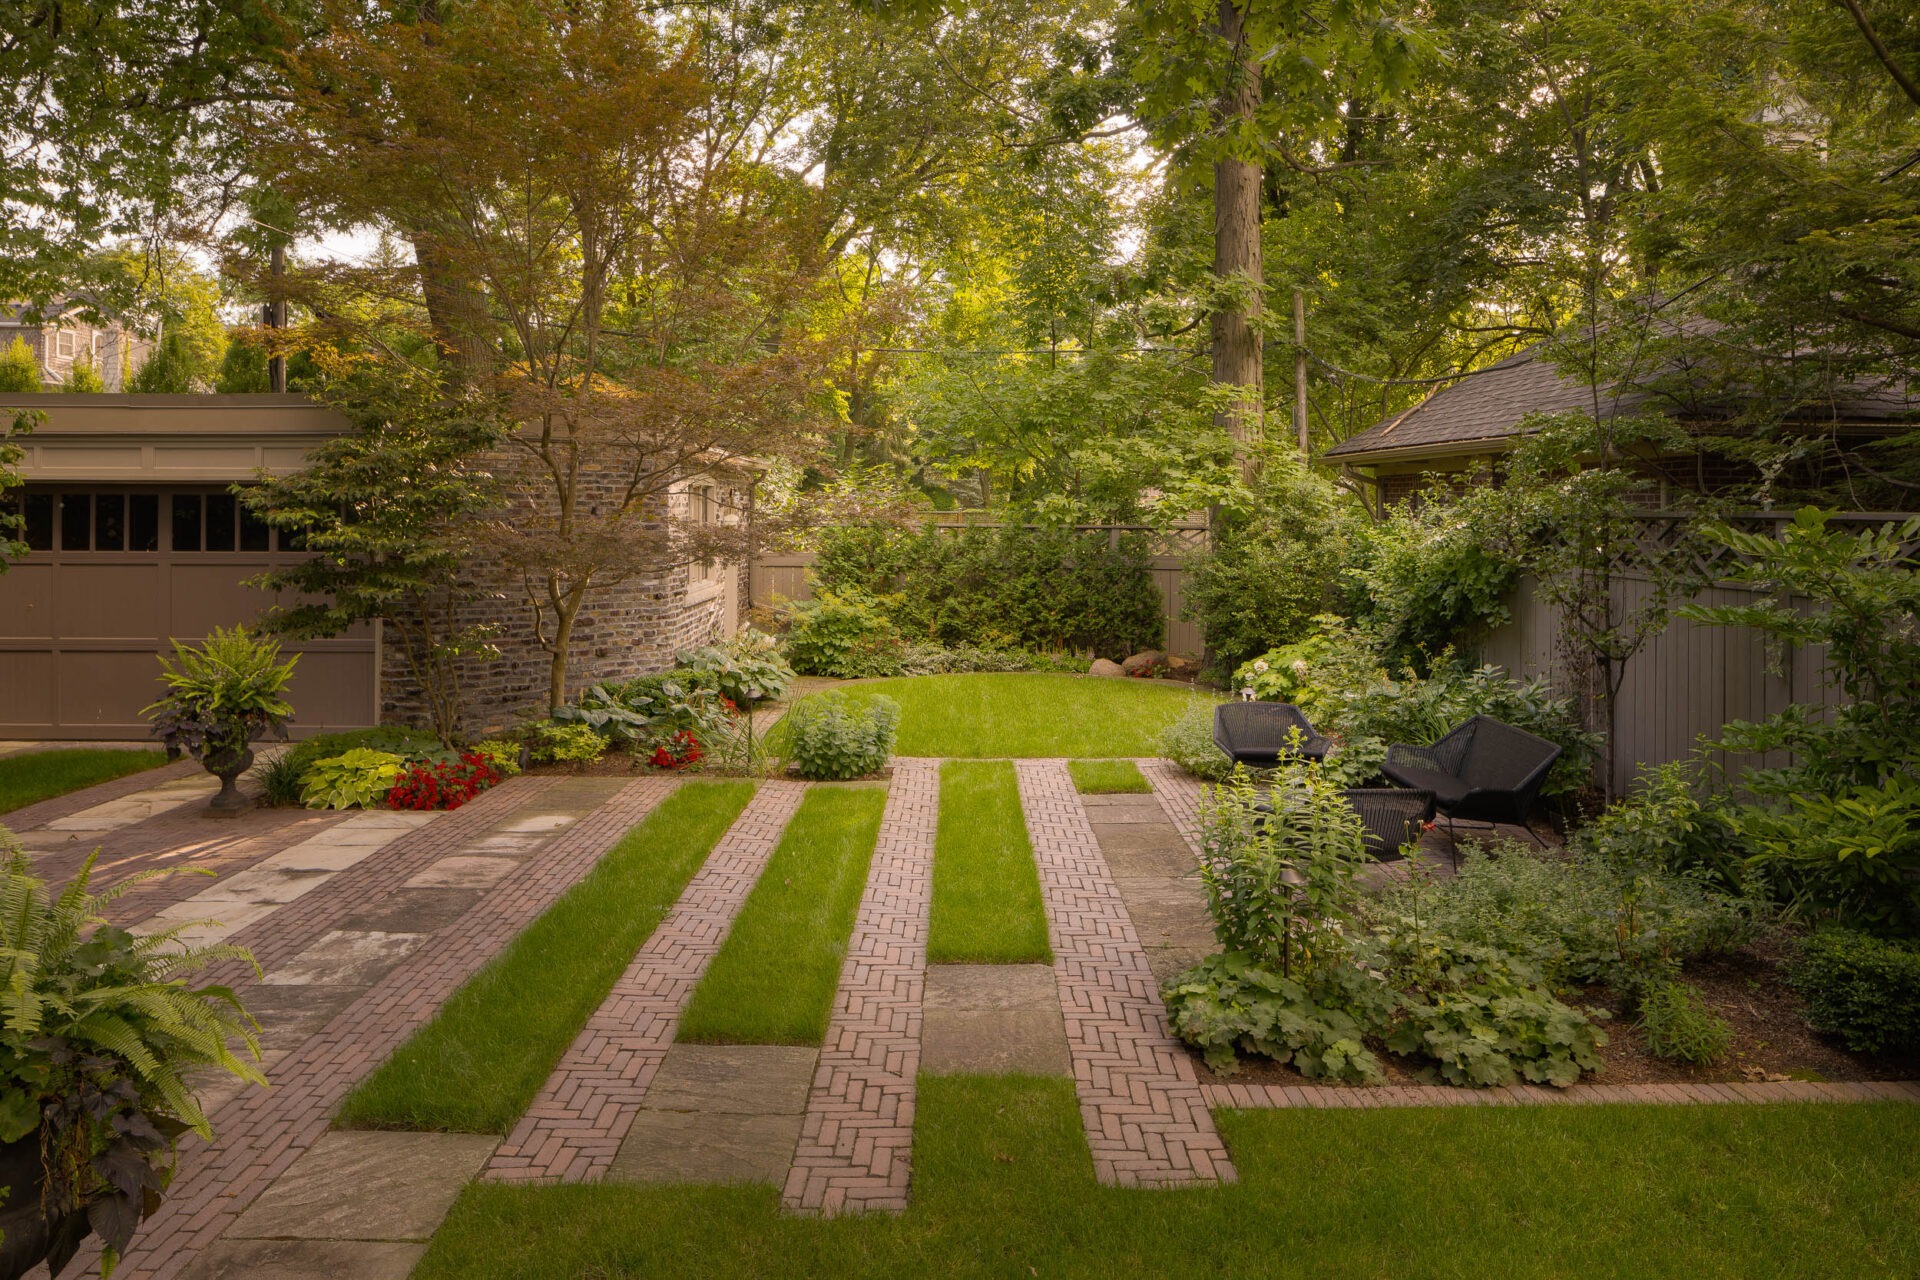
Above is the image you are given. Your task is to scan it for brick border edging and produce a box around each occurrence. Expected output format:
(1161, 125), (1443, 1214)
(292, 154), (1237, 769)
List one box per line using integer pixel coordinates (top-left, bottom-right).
(1, 756), (202, 833)
(1202, 1079), (1920, 1109)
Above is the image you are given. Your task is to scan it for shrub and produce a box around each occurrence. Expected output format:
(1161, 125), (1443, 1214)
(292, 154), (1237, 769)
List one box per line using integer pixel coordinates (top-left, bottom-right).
(527, 721), (607, 764)
(1571, 762), (1740, 881)
(1723, 776), (1920, 929)
(1229, 618), (1382, 712)
(1349, 497), (1516, 666)
(649, 730), (703, 770)
(1161, 697), (1232, 782)
(0, 337), (42, 392)
(785, 692), (899, 780)
(386, 753), (501, 810)
(128, 330), (194, 392)
(1165, 951), (1392, 1083)
(781, 587), (902, 678)
(277, 727), (443, 790)
(1636, 981), (1732, 1065)
(676, 627), (794, 704)
(472, 738), (523, 777)
(300, 748), (407, 809)
(1785, 929), (1920, 1054)
(63, 355), (104, 393)
(812, 522), (1162, 658)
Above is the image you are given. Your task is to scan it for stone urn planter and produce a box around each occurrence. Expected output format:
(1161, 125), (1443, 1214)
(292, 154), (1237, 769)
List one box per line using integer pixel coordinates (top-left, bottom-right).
(141, 627), (298, 820)
(203, 743), (258, 817)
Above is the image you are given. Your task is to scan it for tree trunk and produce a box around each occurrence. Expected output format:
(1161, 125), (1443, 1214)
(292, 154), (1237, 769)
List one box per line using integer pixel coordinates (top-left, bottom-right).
(1211, 0), (1264, 463)
(547, 593), (577, 711)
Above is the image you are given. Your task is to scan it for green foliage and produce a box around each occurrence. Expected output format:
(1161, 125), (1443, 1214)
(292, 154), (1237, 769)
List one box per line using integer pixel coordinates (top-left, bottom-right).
(1379, 843), (1756, 997)
(675, 628), (794, 704)
(527, 722), (607, 764)
(1785, 929), (1920, 1056)
(784, 692), (899, 781)
(1228, 616), (1383, 715)
(276, 727), (443, 792)
(811, 523), (1162, 659)
(0, 408), (30, 567)
(214, 337), (269, 393)
(0, 749), (166, 817)
(142, 626), (298, 765)
(1182, 457), (1356, 673)
(0, 846), (263, 1266)
(781, 586), (902, 678)
(0, 336), (42, 392)
(1161, 697), (1233, 782)
(473, 739), (523, 777)
(1723, 779), (1920, 929)
(299, 748), (407, 809)
(256, 751), (306, 808)
(1570, 763), (1739, 882)
(63, 353), (104, 392)
(1350, 498), (1516, 665)
(555, 673), (734, 752)
(128, 329), (195, 392)
(1636, 982), (1731, 1067)
(1165, 951), (1391, 1084)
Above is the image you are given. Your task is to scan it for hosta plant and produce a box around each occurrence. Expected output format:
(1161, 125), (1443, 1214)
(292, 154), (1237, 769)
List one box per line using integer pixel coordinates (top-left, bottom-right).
(298, 749), (407, 810)
(0, 838), (263, 1278)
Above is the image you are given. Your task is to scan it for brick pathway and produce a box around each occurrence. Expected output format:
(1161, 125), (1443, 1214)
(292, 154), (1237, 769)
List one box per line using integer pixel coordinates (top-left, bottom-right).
(1203, 1079), (1920, 1108)
(1014, 759), (1234, 1189)
(783, 759), (938, 1216)
(1, 756), (201, 832)
(486, 781), (808, 1184)
(1136, 757), (1205, 853)
(103, 777), (677, 1280)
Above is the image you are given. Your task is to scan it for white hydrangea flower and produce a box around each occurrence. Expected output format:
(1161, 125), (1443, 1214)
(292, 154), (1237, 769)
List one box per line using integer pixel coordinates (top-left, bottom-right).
(1290, 659), (1310, 677)
(1252, 659), (1269, 673)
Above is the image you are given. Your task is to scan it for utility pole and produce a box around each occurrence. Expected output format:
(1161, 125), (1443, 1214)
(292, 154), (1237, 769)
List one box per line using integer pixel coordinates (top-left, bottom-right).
(1293, 288), (1308, 457)
(268, 243), (288, 394)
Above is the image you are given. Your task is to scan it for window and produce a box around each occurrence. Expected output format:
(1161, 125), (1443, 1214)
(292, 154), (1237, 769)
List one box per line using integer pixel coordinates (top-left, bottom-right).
(60, 494), (89, 551)
(53, 329), (74, 359)
(22, 494), (53, 551)
(171, 493), (202, 552)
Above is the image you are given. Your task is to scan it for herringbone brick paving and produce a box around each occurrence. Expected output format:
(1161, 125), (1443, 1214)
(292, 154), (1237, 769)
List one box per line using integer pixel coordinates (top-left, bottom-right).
(1014, 758), (1235, 1188)
(487, 780), (808, 1183)
(102, 776), (674, 1280)
(1137, 757), (1205, 854)
(783, 759), (937, 1215)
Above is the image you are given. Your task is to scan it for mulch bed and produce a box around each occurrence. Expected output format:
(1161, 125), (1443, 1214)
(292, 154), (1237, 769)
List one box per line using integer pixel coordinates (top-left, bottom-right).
(1191, 928), (1920, 1091)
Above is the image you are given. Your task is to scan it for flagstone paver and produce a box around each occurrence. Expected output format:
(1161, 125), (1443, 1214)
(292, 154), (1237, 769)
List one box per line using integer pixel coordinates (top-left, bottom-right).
(922, 963), (1070, 1076)
(1016, 758), (1234, 1189)
(610, 1045), (819, 1186)
(782, 758), (938, 1216)
(486, 780), (809, 1184)
(101, 776), (674, 1280)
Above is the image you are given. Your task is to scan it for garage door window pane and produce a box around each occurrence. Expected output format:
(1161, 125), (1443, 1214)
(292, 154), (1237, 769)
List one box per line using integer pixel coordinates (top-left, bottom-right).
(129, 494), (159, 552)
(238, 501), (270, 552)
(205, 493), (236, 552)
(22, 494), (53, 551)
(60, 494), (90, 551)
(95, 494), (125, 551)
(171, 494), (202, 552)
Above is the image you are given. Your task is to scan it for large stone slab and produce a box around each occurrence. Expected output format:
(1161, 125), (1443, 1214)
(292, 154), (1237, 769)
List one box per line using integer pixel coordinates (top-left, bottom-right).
(1089, 824), (1198, 878)
(403, 855), (520, 889)
(1076, 795), (1169, 824)
(1112, 876), (1215, 950)
(336, 887), (483, 934)
(262, 929), (429, 987)
(183, 1238), (427, 1280)
(922, 964), (1070, 1076)
(643, 1045), (818, 1115)
(227, 1131), (497, 1242)
(239, 982), (364, 1043)
(190, 865), (335, 906)
(610, 1111), (804, 1185)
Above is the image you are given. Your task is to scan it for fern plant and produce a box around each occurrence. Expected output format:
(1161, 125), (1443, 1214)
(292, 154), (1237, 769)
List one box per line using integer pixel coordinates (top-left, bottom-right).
(0, 833), (263, 1277)
(142, 626), (297, 765)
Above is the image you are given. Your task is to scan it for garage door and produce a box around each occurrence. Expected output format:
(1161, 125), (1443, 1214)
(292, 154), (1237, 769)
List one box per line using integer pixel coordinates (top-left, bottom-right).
(0, 486), (377, 740)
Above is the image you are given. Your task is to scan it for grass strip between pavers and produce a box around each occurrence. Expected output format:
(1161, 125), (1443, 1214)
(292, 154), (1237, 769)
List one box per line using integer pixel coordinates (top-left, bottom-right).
(0, 748), (169, 817)
(1066, 759), (1151, 794)
(676, 785), (887, 1046)
(927, 760), (1050, 964)
(334, 780), (756, 1135)
(415, 1077), (1920, 1279)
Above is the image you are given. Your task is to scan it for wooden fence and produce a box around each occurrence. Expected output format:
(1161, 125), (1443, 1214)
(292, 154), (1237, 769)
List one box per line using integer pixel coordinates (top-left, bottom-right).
(1478, 512), (1913, 795)
(749, 520), (1209, 656)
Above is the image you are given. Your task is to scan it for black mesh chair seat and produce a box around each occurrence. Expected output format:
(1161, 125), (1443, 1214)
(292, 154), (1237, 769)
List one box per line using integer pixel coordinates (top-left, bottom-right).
(1380, 715), (1562, 848)
(1213, 702), (1333, 767)
(1341, 788), (1437, 861)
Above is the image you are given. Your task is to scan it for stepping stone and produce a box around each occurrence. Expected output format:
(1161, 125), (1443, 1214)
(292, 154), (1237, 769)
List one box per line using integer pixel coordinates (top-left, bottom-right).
(1112, 877), (1216, 950)
(922, 964), (1070, 1076)
(1088, 823), (1198, 878)
(1143, 943), (1215, 991)
(146, 899), (280, 948)
(337, 887), (483, 934)
(183, 1237), (426, 1280)
(262, 930), (429, 987)
(227, 1130), (497, 1242)
(403, 855), (520, 889)
(240, 983), (364, 1044)
(610, 1111), (804, 1186)
(642, 1045), (818, 1114)
(191, 865), (335, 906)
(1076, 795), (1168, 824)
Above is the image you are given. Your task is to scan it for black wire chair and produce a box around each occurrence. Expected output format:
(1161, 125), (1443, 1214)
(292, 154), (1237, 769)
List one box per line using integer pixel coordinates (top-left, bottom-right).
(1341, 788), (1437, 862)
(1380, 715), (1562, 859)
(1213, 702), (1333, 768)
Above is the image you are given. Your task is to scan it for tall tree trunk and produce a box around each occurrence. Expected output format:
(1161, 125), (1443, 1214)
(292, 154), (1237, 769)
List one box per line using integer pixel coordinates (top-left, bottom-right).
(1211, 0), (1264, 466)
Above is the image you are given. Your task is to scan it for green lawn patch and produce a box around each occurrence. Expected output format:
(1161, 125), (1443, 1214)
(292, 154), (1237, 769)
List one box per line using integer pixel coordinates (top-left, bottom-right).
(335, 781), (755, 1134)
(0, 748), (169, 817)
(802, 673), (1206, 758)
(928, 761), (1050, 964)
(1066, 759), (1150, 794)
(676, 785), (886, 1045)
(417, 1078), (1920, 1279)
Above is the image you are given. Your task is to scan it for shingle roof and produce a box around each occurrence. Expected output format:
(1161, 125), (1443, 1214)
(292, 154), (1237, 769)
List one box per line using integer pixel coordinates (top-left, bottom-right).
(1324, 341), (1917, 462)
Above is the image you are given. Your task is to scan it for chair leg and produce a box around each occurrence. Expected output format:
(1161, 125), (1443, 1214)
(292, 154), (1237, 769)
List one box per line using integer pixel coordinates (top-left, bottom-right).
(1444, 814), (1460, 870)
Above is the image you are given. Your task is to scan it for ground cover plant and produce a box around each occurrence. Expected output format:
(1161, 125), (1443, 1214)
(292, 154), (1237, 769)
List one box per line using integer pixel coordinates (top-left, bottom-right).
(781, 691), (899, 781)
(336, 782), (755, 1133)
(927, 761), (1049, 964)
(414, 1075), (1920, 1280)
(1067, 759), (1150, 794)
(676, 785), (886, 1045)
(0, 749), (167, 816)
(801, 674), (1203, 758)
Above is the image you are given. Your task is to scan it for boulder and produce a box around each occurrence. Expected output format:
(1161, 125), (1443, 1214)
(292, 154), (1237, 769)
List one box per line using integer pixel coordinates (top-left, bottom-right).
(1088, 658), (1126, 678)
(1120, 650), (1166, 675)
(1165, 653), (1199, 674)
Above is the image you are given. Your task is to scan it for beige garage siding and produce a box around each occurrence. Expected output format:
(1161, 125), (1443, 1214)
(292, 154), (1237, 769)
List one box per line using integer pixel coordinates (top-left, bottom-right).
(0, 485), (376, 740)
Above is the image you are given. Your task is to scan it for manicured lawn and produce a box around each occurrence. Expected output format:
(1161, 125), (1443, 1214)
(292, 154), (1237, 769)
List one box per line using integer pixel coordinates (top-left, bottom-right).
(0, 748), (169, 816)
(1067, 759), (1151, 793)
(676, 785), (886, 1045)
(927, 761), (1050, 964)
(335, 781), (755, 1134)
(810, 674), (1208, 757)
(417, 1076), (1920, 1279)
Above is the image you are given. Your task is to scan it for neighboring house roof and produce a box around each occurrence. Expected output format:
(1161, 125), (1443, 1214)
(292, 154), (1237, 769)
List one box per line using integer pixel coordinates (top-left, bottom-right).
(1325, 341), (1917, 464)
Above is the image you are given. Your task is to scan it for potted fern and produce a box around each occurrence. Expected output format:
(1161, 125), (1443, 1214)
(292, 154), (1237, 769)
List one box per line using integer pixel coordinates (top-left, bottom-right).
(143, 627), (298, 816)
(0, 834), (264, 1279)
